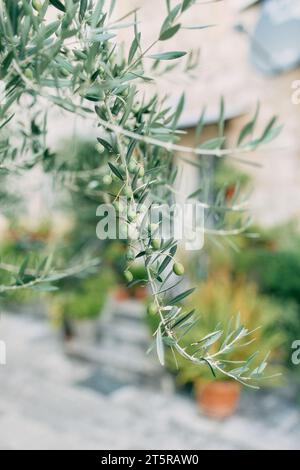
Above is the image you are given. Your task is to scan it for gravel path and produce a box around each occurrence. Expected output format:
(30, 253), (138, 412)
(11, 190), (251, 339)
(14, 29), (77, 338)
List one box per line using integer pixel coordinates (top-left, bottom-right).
(0, 313), (299, 450)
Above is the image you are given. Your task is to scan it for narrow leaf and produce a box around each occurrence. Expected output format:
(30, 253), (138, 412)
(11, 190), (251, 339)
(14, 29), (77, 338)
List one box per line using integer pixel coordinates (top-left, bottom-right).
(108, 162), (124, 180)
(49, 0), (65, 12)
(169, 288), (195, 305)
(149, 51), (187, 61)
(156, 325), (165, 366)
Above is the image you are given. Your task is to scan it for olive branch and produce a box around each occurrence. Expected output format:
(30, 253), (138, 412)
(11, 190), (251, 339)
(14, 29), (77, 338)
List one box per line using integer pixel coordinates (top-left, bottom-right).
(0, 0), (282, 386)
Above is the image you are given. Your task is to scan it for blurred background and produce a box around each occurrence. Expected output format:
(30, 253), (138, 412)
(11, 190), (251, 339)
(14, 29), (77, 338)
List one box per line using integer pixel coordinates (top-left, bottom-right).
(0, 0), (300, 450)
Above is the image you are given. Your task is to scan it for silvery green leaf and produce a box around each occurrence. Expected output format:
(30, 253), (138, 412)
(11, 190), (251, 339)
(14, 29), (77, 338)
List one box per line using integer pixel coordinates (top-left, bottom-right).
(238, 102), (260, 146)
(169, 288), (195, 305)
(79, 0), (88, 22)
(200, 137), (225, 150)
(149, 51), (187, 61)
(159, 24), (181, 41)
(181, 0), (196, 12)
(128, 33), (141, 64)
(156, 325), (165, 366)
(32, 284), (59, 292)
(218, 96), (225, 138)
(193, 330), (223, 349)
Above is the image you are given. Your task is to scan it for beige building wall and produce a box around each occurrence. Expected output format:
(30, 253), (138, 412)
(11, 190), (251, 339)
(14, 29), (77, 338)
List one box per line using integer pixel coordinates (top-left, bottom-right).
(115, 0), (300, 227)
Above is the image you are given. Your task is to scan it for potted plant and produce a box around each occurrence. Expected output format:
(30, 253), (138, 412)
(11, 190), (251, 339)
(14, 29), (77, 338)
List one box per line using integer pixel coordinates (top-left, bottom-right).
(167, 271), (285, 418)
(195, 379), (241, 419)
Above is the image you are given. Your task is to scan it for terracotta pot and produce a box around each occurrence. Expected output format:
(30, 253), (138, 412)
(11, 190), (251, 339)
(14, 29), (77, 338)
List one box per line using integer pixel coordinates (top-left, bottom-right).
(113, 286), (130, 301)
(132, 286), (148, 300)
(113, 285), (148, 301)
(195, 380), (241, 419)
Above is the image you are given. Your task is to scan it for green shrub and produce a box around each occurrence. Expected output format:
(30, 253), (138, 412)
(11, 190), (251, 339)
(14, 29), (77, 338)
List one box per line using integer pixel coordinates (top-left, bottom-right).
(234, 249), (300, 304)
(49, 269), (115, 322)
(167, 272), (285, 386)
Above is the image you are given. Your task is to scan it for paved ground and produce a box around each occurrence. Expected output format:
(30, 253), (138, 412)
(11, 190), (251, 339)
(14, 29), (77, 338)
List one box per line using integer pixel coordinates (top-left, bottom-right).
(0, 312), (299, 450)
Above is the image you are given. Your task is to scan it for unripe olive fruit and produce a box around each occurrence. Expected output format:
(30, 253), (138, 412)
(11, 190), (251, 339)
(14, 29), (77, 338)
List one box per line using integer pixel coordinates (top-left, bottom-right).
(74, 50), (87, 60)
(96, 143), (105, 154)
(126, 249), (135, 261)
(124, 270), (133, 283)
(138, 165), (145, 178)
(128, 161), (137, 174)
(147, 302), (158, 316)
(60, 68), (69, 77)
(32, 0), (42, 12)
(173, 262), (185, 276)
(103, 174), (113, 186)
(151, 239), (160, 250)
(125, 186), (133, 199)
(24, 69), (34, 80)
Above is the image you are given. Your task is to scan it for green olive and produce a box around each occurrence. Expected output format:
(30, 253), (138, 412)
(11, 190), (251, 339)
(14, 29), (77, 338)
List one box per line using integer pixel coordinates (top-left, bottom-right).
(59, 68), (69, 77)
(32, 0), (42, 12)
(103, 174), (113, 186)
(96, 143), (105, 154)
(151, 239), (160, 250)
(138, 165), (145, 178)
(173, 262), (185, 276)
(125, 186), (133, 199)
(128, 161), (137, 174)
(147, 302), (158, 316)
(126, 249), (135, 261)
(124, 270), (133, 283)
(24, 69), (34, 80)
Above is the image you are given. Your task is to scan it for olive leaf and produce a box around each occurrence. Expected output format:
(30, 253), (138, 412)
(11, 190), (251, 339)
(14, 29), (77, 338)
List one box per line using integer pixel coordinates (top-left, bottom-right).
(49, 0), (66, 12)
(149, 51), (187, 61)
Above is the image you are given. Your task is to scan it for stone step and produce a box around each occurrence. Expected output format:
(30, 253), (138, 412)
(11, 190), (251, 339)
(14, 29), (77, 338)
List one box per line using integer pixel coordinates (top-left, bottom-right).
(103, 298), (146, 323)
(65, 339), (160, 378)
(101, 319), (151, 346)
